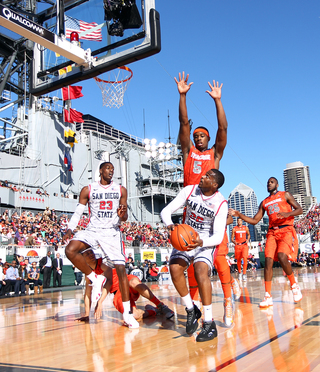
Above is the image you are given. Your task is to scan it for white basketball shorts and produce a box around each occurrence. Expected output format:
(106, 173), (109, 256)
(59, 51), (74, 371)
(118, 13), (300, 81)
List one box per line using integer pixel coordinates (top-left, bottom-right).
(72, 228), (125, 265)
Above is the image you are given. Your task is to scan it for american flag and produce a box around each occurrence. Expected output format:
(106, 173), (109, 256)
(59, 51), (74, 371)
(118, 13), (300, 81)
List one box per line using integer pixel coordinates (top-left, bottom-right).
(65, 15), (102, 41)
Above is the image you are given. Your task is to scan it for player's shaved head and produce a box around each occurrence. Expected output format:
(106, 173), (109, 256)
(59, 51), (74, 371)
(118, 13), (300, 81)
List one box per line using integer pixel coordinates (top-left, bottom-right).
(209, 169), (225, 188)
(100, 162), (113, 170)
(269, 176), (278, 184)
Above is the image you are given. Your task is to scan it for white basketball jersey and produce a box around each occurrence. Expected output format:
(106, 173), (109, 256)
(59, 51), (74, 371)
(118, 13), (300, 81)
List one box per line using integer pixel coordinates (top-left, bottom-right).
(87, 181), (121, 231)
(184, 185), (227, 240)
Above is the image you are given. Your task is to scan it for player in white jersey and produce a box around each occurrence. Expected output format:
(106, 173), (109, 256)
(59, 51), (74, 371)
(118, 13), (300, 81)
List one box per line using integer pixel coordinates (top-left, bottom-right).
(161, 169), (228, 342)
(63, 162), (139, 328)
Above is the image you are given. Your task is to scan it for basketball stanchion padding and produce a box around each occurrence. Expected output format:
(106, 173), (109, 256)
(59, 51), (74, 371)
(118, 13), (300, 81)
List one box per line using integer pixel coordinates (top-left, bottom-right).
(94, 66), (133, 108)
(170, 224), (198, 251)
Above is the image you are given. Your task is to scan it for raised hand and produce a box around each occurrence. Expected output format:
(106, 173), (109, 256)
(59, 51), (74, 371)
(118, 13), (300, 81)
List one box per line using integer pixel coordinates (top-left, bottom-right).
(174, 71), (193, 94)
(229, 208), (239, 217)
(206, 80), (223, 100)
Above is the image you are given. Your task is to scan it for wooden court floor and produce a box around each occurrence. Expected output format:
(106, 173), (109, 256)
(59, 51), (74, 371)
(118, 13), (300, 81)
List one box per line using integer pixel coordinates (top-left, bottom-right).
(1, 267), (320, 372)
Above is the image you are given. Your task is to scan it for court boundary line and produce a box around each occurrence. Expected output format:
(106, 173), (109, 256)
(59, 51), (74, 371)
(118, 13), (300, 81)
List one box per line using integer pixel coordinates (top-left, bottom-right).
(213, 311), (320, 371)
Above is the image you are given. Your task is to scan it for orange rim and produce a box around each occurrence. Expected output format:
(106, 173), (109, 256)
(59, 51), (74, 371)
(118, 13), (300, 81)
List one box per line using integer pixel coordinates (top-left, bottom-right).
(94, 66), (133, 84)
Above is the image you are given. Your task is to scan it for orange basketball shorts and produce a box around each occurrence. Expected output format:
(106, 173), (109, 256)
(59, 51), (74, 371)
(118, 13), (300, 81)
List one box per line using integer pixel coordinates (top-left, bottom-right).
(234, 243), (248, 261)
(265, 226), (298, 262)
(113, 275), (140, 313)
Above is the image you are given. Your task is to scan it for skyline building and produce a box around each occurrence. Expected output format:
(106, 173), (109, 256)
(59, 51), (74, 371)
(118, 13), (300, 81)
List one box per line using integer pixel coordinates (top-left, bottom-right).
(228, 183), (262, 241)
(283, 161), (317, 214)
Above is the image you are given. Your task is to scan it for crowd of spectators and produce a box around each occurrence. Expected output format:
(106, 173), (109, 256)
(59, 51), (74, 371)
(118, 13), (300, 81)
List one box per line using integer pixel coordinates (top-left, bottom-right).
(295, 204), (320, 241)
(121, 221), (171, 248)
(0, 208), (173, 250)
(0, 208), (76, 249)
(0, 256), (43, 296)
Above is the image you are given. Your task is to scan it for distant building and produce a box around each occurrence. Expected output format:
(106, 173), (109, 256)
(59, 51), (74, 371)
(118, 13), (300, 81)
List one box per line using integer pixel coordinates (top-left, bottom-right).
(228, 183), (262, 241)
(283, 161), (317, 214)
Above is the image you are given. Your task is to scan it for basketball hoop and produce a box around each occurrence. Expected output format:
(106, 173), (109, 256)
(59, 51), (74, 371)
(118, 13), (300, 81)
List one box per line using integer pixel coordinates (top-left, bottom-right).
(94, 66), (133, 108)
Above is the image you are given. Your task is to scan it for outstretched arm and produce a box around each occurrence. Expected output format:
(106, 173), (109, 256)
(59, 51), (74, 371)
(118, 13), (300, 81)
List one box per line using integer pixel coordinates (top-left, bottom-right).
(62, 186), (89, 243)
(229, 202), (265, 226)
(76, 278), (91, 322)
(206, 81), (228, 169)
(175, 72), (193, 164)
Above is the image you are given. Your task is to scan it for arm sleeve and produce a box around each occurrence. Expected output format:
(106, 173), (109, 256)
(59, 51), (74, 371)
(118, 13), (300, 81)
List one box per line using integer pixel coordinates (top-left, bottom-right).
(160, 186), (193, 226)
(68, 203), (86, 232)
(202, 201), (228, 248)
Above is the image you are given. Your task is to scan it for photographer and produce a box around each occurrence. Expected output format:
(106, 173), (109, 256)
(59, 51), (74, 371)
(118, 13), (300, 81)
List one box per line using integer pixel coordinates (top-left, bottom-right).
(125, 256), (135, 274)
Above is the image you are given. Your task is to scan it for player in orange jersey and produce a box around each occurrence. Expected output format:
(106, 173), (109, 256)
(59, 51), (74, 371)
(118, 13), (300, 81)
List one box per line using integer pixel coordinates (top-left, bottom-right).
(76, 249), (174, 322)
(229, 177), (303, 308)
(175, 72), (234, 323)
(231, 218), (250, 282)
(174, 71), (228, 184)
(214, 215), (241, 327)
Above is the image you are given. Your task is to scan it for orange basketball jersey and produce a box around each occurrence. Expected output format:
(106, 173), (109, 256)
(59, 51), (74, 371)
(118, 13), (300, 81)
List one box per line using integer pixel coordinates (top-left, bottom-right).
(262, 191), (294, 228)
(184, 145), (215, 186)
(233, 226), (248, 244)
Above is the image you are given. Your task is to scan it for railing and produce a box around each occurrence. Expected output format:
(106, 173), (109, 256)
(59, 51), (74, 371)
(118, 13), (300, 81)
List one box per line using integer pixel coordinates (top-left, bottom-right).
(76, 120), (144, 148)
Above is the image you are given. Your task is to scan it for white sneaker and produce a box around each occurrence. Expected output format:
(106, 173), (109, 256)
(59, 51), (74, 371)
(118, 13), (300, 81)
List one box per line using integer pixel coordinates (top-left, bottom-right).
(231, 279), (241, 300)
(123, 312), (140, 329)
(239, 273), (243, 281)
(157, 302), (174, 319)
(90, 274), (106, 303)
(291, 283), (302, 303)
(223, 297), (234, 327)
(259, 292), (273, 308)
(242, 274), (247, 282)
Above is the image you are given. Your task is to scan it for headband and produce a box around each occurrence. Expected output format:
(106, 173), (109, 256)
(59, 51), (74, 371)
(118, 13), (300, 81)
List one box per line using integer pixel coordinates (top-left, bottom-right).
(193, 128), (209, 137)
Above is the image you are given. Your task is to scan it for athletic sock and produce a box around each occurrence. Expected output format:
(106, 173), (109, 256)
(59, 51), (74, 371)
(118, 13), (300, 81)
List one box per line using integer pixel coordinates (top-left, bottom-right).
(243, 258), (248, 274)
(203, 305), (212, 322)
(287, 273), (296, 286)
(87, 271), (96, 282)
(150, 295), (161, 307)
(215, 255), (232, 298)
(237, 261), (242, 274)
(265, 281), (272, 295)
(187, 264), (199, 301)
(123, 301), (130, 315)
(181, 293), (194, 310)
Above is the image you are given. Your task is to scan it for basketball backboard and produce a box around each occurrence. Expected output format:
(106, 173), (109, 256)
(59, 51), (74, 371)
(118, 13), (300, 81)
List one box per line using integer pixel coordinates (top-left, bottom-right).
(29, 0), (160, 96)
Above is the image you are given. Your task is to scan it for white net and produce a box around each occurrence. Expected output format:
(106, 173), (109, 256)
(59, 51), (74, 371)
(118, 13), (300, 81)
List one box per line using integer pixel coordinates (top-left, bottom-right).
(94, 66), (133, 108)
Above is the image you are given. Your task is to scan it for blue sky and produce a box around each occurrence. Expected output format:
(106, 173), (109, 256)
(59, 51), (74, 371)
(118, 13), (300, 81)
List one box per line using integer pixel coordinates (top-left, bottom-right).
(2, 0), (320, 205)
(69, 0), (319, 204)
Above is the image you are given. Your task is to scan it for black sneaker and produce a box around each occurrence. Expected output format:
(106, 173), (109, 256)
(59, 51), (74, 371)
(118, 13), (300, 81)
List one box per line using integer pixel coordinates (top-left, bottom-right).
(186, 305), (202, 335)
(196, 320), (218, 342)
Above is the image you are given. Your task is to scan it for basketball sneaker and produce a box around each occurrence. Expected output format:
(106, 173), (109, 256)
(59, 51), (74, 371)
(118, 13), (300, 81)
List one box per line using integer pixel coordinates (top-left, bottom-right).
(186, 304), (202, 335)
(123, 312), (140, 329)
(196, 320), (218, 342)
(238, 273), (243, 281)
(90, 274), (106, 303)
(259, 292), (273, 308)
(157, 302), (174, 319)
(145, 304), (159, 317)
(291, 283), (302, 303)
(223, 297), (234, 327)
(242, 274), (247, 282)
(231, 278), (241, 300)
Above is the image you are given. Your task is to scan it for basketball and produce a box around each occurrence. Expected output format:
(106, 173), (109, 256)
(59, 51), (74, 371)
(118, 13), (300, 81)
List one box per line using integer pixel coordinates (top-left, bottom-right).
(170, 224), (198, 251)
